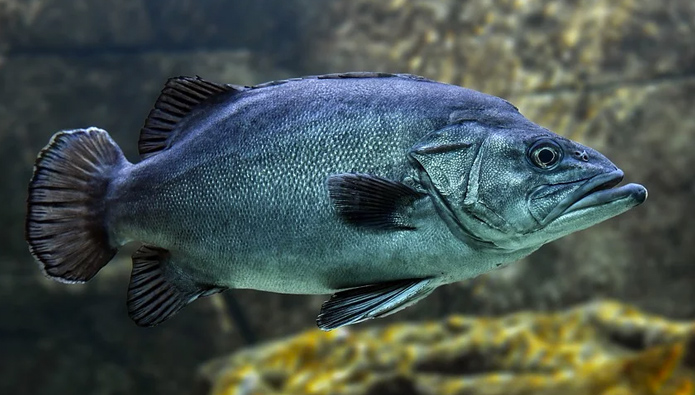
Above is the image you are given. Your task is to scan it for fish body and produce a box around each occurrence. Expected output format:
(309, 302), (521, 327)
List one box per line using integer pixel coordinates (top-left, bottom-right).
(113, 75), (531, 293)
(26, 73), (647, 329)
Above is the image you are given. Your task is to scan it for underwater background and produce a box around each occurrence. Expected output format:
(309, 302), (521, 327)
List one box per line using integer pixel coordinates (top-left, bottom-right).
(1, 0), (694, 394)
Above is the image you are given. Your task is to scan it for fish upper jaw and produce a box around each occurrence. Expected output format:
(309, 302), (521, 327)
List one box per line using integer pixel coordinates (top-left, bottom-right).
(537, 169), (647, 227)
(565, 182), (647, 213)
(526, 169), (647, 245)
(538, 169), (625, 225)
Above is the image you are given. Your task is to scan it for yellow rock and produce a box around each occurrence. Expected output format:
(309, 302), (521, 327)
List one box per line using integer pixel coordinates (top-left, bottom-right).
(200, 301), (695, 395)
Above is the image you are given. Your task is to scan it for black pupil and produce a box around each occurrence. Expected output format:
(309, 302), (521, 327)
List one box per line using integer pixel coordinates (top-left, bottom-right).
(537, 148), (555, 164)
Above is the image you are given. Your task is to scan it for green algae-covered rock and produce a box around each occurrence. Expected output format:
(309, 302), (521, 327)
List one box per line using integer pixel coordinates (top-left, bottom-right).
(198, 300), (695, 395)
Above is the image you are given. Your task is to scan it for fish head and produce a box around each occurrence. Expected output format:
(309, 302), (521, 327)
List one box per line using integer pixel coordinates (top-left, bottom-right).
(409, 117), (647, 252)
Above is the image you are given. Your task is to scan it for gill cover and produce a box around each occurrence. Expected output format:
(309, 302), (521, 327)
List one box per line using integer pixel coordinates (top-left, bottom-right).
(408, 122), (507, 246)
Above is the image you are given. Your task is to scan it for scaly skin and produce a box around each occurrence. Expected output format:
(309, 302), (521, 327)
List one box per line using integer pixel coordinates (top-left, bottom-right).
(106, 74), (644, 296)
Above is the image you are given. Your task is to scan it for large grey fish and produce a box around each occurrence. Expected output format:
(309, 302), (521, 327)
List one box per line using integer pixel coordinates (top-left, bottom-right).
(26, 73), (647, 330)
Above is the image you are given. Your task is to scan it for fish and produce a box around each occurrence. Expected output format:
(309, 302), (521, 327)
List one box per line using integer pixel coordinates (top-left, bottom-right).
(25, 72), (647, 330)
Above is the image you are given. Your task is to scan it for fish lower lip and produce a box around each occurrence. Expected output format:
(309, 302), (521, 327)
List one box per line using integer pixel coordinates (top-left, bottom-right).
(564, 170), (648, 214)
(540, 170), (625, 224)
(565, 183), (647, 213)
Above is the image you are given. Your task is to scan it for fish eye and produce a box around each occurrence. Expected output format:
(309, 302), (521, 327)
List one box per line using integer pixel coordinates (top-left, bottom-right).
(528, 140), (562, 169)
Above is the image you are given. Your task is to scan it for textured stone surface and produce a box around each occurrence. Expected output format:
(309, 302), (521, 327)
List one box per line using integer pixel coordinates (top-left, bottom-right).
(0, 258), (247, 395)
(200, 301), (695, 395)
(305, 0), (695, 97)
(1, 0), (154, 50)
(0, 257), (328, 395)
(0, 0), (307, 62)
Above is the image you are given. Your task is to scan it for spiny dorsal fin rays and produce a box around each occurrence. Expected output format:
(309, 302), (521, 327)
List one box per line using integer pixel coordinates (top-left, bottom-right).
(138, 76), (244, 160)
(138, 73), (438, 161)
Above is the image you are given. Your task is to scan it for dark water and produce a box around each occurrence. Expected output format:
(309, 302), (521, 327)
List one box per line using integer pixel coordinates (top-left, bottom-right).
(1, 1), (694, 394)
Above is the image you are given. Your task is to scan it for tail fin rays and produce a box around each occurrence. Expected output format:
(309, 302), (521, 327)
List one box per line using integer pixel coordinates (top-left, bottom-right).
(26, 127), (126, 283)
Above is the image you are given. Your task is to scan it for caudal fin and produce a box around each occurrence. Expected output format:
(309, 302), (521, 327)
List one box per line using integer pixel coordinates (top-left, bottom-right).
(26, 127), (126, 283)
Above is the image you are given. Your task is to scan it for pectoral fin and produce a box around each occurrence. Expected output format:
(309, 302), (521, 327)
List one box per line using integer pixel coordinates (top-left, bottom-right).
(327, 173), (424, 230)
(128, 245), (225, 327)
(316, 278), (437, 331)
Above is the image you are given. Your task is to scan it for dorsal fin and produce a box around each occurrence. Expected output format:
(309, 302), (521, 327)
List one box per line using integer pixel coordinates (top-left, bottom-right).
(138, 76), (243, 159)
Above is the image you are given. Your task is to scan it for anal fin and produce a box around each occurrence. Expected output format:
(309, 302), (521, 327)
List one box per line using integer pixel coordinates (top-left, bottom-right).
(316, 278), (437, 331)
(128, 245), (225, 327)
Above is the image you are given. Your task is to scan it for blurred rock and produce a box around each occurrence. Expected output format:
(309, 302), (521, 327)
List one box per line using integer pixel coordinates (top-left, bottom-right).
(1, 0), (154, 50)
(0, 256), (325, 395)
(303, 0), (695, 97)
(0, 257), (237, 395)
(199, 300), (695, 395)
(0, 0), (307, 62)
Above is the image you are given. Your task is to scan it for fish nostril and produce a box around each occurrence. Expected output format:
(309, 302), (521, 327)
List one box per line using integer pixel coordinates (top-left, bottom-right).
(574, 150), (589, 162)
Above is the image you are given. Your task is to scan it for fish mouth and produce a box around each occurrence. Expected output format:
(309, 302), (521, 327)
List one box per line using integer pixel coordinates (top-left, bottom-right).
(543, 170), (647, 224)
(563, 169), (648, 214)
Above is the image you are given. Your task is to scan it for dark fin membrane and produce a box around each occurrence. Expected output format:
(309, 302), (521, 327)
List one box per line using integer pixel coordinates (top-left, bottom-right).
(26, 128), (126, 283)
(317, 278), (437, 331)
(316, 72), (396, 79)
(251, 72), (436, 89)
(128, 245), (225, 327)
(138, 76), (244, 159)
(327, 173), (424, 230)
